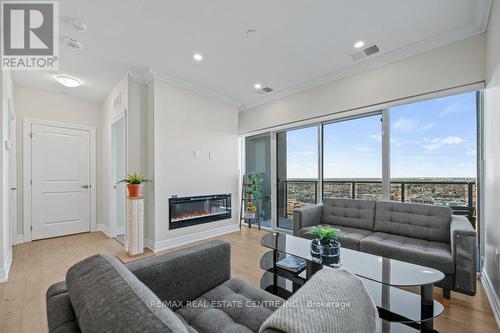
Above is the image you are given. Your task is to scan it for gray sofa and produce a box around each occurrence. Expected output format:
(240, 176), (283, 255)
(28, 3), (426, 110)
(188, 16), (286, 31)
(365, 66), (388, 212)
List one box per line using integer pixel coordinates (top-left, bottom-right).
(293, 198), (477, 297)
(46, 240), (284, 333)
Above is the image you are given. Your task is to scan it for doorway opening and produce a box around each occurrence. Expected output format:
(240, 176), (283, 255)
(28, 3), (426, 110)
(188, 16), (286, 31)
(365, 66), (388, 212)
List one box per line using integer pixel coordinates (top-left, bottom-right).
(111, 116), (126, 245)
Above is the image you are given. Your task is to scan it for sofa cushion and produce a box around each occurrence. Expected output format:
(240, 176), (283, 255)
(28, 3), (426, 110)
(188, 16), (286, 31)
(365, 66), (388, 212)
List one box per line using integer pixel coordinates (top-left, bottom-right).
(175, 277), (283, 333)
(375, 201), (452, 243)
(299, 224), (372, 250)
(66, 254), (189, 333)
(321, 198), (376, 231)
(46, 282), (80, 333)
(359, 232), (454, 274)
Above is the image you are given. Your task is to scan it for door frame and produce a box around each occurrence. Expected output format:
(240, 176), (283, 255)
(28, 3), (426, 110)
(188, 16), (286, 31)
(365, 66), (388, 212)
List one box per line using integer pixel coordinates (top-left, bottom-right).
(22, 117), (97, 242)
(109, 111), (127, 238)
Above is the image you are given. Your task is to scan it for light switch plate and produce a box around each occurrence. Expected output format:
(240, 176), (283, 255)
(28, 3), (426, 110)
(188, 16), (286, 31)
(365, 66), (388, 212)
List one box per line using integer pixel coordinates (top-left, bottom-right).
(209, 152), (215, 160)
(193, 149), (200, 159)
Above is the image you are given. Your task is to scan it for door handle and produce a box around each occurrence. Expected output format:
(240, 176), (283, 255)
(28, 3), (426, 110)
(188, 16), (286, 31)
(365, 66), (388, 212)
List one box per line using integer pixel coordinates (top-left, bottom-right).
(81, 185), (89, 189)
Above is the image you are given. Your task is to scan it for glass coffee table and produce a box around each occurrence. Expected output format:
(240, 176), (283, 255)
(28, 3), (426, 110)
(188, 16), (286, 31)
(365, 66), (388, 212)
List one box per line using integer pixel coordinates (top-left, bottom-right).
(260, 232), (445, 333)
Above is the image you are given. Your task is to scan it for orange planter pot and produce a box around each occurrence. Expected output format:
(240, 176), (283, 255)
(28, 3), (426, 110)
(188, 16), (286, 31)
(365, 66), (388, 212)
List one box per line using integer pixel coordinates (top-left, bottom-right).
(127, 184), (144, 198)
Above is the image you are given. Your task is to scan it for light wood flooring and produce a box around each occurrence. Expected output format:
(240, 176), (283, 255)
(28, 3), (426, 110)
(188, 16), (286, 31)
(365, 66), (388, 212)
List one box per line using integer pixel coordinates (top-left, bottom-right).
(0, 228), (498, 332)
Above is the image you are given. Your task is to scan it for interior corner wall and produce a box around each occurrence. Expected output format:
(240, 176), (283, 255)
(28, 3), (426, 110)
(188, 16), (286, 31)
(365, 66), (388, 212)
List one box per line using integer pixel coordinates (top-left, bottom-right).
(145, 80), (155, 243)
(0, 70), (14, 282)
(238, 33), (486, 133)
(483, 0), (500, 319)
(14, 85), (100, 241)
(152, 79), (239, 245)
(99, 73), (148, 237)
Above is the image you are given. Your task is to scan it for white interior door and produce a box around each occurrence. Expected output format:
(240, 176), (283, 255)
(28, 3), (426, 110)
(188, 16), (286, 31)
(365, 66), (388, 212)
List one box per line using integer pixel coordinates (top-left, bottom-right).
(31, 124), (91, 240)
(112, 117), (126, 236)
(8, 102), (16, 244)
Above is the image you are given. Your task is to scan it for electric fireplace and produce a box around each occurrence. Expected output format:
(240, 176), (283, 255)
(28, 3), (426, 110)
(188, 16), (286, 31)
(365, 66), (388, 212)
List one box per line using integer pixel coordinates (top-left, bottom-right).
(169, 194), (231, 229)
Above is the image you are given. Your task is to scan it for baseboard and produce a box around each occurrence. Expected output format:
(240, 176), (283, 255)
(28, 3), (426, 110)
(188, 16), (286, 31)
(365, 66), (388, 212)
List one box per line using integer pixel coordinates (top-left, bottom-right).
(481, 269), (500, 329)
(152, 224), (239, 253)
(15, 234), (24, 245)
(0, 251), (13, 283)
(97, 223), (113, 238)
(144, 238), (155, 251)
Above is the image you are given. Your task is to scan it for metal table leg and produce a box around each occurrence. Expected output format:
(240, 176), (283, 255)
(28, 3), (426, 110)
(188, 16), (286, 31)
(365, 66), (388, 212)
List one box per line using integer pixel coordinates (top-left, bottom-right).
(421, 284), (434, 333)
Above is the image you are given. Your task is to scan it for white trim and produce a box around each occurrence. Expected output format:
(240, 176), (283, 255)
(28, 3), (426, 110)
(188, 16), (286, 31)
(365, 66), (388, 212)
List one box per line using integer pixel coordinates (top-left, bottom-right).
(144, 238), (155, 251)
(481, 269), (500, 329)
(151, 224), (239, 253)
(0, 251), (12, 283)
(239, 25), (485, 112)
(14, 234), (24, 245)
(22, 118), (97, 242)
(97, 223), (113, 238)
(140, 70), (241, 107)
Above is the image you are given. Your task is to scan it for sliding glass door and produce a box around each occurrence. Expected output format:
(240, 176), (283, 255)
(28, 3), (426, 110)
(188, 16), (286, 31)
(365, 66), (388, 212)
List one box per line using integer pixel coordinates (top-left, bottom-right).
(245, 133), (272, 228)
(276, 126), (319, 230)
(323, 114), (383, 200)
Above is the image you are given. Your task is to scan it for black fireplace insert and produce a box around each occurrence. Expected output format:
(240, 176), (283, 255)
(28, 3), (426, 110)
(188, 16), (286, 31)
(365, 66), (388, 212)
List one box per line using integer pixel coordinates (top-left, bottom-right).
(169, 194), (231, 229)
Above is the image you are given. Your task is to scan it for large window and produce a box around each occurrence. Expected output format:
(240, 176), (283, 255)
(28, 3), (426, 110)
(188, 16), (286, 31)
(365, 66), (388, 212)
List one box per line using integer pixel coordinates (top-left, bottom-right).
(390, 92), (477, 220)
(276, 126), (319, 229)
(245, 90), (479, 231)
(323, 114), (383, 200)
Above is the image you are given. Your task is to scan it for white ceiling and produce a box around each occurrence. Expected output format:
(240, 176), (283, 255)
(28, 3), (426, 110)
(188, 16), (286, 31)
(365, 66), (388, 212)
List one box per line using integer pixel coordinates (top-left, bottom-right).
(12, 0), (492, 109)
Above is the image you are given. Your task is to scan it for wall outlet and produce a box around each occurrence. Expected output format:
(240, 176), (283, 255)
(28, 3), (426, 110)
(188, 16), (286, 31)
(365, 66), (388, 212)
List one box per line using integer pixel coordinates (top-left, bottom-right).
(209, 151), (215, 160)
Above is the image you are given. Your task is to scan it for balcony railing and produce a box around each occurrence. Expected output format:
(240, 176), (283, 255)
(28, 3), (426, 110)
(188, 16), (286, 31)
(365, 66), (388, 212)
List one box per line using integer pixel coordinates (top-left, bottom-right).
(284, 179), (476, 224)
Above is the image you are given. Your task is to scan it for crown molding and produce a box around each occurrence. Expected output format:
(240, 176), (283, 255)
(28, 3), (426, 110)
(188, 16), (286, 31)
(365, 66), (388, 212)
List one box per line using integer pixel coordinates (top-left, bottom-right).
(476, 0), (493, 32)
(239, 23), (485, 112)
(131, 69), (241, 106)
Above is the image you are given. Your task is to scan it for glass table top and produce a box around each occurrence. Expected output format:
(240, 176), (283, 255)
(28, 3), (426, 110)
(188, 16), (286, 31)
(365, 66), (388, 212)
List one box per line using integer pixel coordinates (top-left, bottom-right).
(261, 232), (445, 287)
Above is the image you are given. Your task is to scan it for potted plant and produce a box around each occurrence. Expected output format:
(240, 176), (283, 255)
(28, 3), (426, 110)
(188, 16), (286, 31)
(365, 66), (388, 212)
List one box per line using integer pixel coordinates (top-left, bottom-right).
(117, 173), (151, 198)
(307, 226), (344, 266)
(244, 201), (257, 219)
(244, 172), (264, 202)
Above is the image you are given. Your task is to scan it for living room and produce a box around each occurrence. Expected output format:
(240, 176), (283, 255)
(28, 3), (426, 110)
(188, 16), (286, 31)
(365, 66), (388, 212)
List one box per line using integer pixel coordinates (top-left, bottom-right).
(0, 1), (500, 332)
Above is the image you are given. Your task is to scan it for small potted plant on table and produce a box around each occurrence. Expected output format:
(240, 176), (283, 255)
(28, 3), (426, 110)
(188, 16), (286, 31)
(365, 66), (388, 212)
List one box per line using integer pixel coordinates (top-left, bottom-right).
(307, 226), (344, 266)
(118, 173), (151, 198)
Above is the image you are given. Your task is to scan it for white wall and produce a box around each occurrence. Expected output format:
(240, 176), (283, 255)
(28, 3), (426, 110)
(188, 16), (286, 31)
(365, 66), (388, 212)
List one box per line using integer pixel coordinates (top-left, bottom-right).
(483, 0), (500, 324)
(152, 79), (239, 247)
(239, 34), (486, 133)
(99, 73), (148, 237)
(14, 86), (100, 240)
(0, 70), (14, 282)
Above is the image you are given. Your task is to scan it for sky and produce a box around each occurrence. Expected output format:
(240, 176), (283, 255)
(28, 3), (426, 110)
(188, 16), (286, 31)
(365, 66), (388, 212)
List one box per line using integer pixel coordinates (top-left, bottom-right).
(286, 91), (477, 179)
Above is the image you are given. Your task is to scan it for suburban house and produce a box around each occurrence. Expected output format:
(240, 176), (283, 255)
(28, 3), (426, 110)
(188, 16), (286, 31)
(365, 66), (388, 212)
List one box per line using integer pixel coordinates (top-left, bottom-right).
(0, 1), (500, 332)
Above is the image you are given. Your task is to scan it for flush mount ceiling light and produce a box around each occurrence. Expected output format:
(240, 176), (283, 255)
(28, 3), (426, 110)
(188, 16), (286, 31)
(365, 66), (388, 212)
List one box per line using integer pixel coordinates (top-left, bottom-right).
(54, 74), (83, 87)
(254, 83), (262, 89)
(193, 53), (203, 62)
(354, 41), (365, 49)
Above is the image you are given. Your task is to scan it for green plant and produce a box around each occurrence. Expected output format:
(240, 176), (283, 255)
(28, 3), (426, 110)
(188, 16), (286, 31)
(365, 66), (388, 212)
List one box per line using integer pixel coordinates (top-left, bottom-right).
(244, 172), (264, 200)
(117, 172), (151, 185)
(307, 226), (344, 244)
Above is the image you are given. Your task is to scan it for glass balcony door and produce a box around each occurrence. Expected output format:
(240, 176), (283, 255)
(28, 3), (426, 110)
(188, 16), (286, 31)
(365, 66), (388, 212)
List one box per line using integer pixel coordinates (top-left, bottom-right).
(245, 133), (272, 228)
(276, 126), (319, 230)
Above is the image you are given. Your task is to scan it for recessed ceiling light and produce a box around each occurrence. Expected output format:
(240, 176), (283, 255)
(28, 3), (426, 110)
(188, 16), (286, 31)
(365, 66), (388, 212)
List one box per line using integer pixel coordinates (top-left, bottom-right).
(254, 83), (262, 89)
(354, 41), (365, 49)
(193, 53), (203, 62)
(54, 74), (83, 88)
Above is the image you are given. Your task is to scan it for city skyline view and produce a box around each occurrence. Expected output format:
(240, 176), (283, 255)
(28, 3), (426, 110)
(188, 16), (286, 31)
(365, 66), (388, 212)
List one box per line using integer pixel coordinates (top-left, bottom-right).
(286, 91), (478, 180)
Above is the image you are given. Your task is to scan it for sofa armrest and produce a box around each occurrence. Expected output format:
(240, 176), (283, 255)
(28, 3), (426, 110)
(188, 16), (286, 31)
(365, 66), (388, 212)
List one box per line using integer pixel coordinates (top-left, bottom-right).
(293, 204), (323, 236)
(126, 239), (231, 308)
(450, 215), (477, 295)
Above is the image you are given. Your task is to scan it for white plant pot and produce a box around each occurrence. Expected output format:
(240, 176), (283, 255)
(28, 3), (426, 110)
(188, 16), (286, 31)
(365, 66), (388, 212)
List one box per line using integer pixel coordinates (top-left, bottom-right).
(244, 211), (256, 219)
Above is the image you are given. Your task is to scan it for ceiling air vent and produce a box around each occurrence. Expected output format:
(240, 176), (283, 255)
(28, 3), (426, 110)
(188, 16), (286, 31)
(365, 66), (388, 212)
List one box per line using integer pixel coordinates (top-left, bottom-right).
(256, 86), (274, 95)
(350, 44), (380, 61)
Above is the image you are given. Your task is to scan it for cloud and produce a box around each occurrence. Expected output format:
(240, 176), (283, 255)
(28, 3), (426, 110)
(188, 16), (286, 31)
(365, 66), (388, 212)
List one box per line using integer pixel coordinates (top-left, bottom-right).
(393, 117), (419, 132)
(466, 149), (477, 156)
(419, 122), (435, 131)
(369, 132), (400, 147)
(422, 136), (463, 150)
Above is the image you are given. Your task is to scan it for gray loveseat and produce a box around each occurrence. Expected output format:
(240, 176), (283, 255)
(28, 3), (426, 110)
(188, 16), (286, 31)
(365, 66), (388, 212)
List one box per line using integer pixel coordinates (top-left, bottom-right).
(46, 240), (284, 333)
(293, 199), (476, 297)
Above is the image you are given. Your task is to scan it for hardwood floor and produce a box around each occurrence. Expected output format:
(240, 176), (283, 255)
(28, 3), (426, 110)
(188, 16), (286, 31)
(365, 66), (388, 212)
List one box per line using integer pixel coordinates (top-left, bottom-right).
(0, 228), (498, 333)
